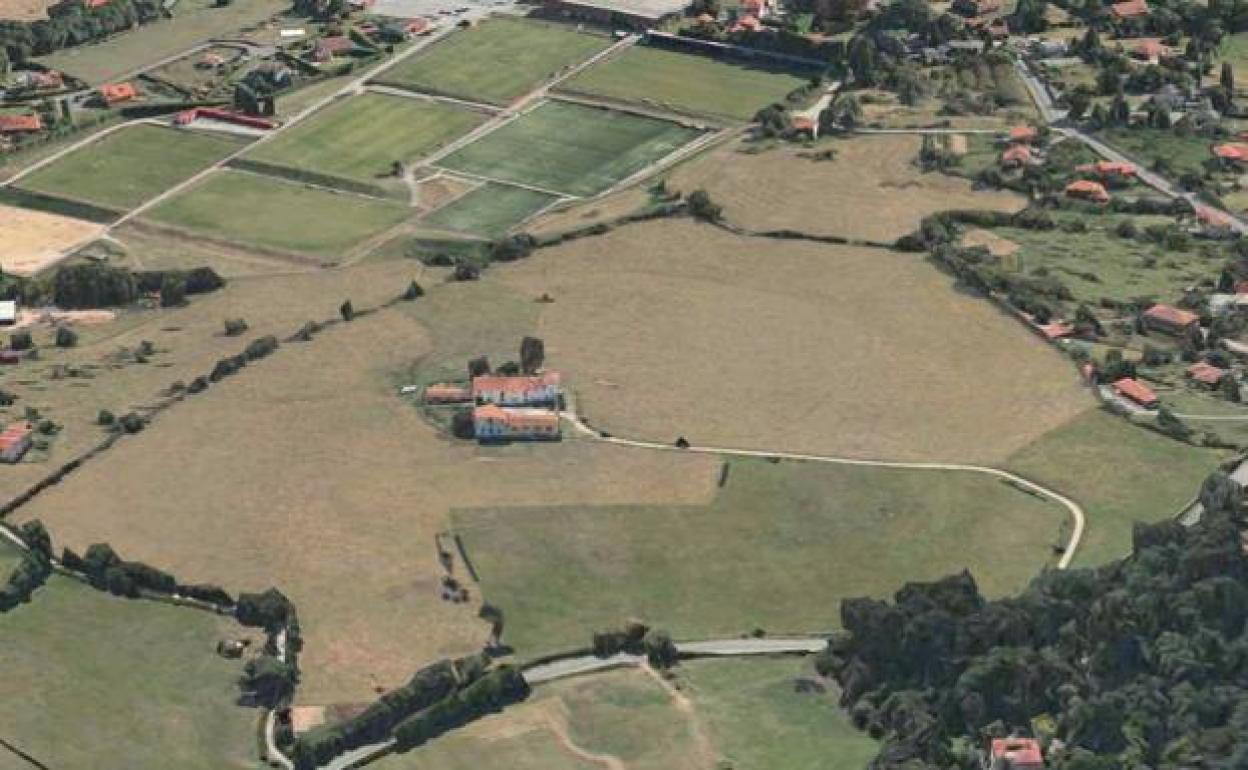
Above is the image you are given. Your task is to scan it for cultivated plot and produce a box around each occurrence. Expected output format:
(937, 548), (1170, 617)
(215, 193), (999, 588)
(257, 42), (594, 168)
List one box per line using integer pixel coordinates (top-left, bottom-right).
(245, 92), (485, 186)
(563, 45), (810, 122)
(420, 181), (560, 238)
(439, 100), (701, 197)
(16, 124), (247, 211)
(374, 17), (612, 105)
(455, 457), (1068, 654)
(0, 549), (254, 770)
(0, 202), (105, 276)
(145, 170), (411, 258)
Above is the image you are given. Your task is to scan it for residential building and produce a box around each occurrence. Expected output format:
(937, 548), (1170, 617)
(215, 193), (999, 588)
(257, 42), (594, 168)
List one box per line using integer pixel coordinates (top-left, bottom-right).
(1075, 160), (1136, 180)
(1187, 362), (1227, 387)
(1065, 179), (1110, 203)
(1110, 0), (1148, 18)
(1195, 206), (1236, 239)
(0, 422), (33, 464)
(1130, 38), (1172, 63)
(98, 82), (138, 105)
(311, 36), (356, 62)
(471, 372), (562, 406)
(1038, 320), (1074, 340)
(1001, 144), (1034, 168)
(0, 114), (43, 134)
(1213, 143), (1248, 164)
(987, 738), (1045, 770)
(424, 383), (472, 404)
(1143, 303), (1200, 335)
(1007, 124), (1038, 143)
(1113, 377), (1159, 408)
(472, 404), (561, 441)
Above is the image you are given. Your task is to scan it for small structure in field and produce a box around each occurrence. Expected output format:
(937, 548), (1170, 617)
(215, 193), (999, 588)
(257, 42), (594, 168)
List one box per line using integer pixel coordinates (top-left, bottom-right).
(1113, 377), (1159, 408)
(424, 383), (472, 404)
(216, 639), (249, 658)
(1187, 362), (1227, 388)
(0, 422), (33, 463)
(1142, 303), (1200, 335)
(1076, 160), (1136, 180)
(471, 372), (561, 407)
(1065, 179), (1110, 203)
(0, 301), (17, 326)
(987, 738), (1045, 770)
(473, 404), (561, 441)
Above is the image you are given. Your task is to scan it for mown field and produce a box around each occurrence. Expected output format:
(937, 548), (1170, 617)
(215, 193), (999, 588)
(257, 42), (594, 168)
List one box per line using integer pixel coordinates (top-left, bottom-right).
(563, 45), (810, 122)
(0, 544), (254, 770)
(17, 124), (246, 210)
(374, 17), (611, 105)
(439, 100), (701, 197)
(245, 93), (485, 186)
(454, 456), (1068, 654)
(420, 181), (559, 237)
(145, 170), (411, 258)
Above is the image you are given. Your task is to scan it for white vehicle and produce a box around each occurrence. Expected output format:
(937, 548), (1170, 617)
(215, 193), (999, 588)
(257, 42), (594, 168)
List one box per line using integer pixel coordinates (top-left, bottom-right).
(399, 385), (419, 395)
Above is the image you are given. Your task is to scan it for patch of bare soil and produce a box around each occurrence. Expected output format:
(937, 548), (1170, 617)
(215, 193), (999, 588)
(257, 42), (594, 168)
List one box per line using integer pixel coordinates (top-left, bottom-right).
(0, 204), (106, 276)
(0, 0), (53, 20)
(961, 227), (1020, 256)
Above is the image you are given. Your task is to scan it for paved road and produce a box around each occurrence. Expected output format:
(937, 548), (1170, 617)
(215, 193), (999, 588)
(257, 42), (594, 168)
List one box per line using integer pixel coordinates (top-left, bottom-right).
(562, 412), (1086, 569)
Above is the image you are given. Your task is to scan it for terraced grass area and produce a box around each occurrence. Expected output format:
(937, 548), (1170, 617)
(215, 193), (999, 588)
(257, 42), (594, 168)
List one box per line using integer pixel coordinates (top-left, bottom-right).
(0, 542), (254, 770)
(374, 17), (612, 105)
(421, 181), (559, 237)
(17, 124), (246, 211)
(245, 93), (485, 185)
(438, 100), (701, 197)
(454, 457), (1067, 655)
(563, 46), (810, 121)
(145, 170), (410, 257)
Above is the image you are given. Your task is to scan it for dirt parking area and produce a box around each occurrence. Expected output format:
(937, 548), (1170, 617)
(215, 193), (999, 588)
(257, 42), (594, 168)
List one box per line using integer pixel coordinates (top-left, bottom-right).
(0, 204), (106, 276)
(498, 220), (1094, 465)
(669, 135), (1024, 243)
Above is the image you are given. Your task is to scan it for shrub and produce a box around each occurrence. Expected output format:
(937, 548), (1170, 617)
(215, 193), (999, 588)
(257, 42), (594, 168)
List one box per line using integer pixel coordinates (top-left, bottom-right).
(97, 409), (115, 426)
(339, 300), (354, 322)
(9, 330), (32, 351)
(244, 335), (279, 362)
(490, 234), (536, 263)
(224, 318), (249, 337)
(160, 273), (187, 307)
(1115, 219), (1139, 238)
(236, 587), (295, 632)
(118, 412), (145, 434)
(402, 280), (425, 301)
(687, 189), (722, 222)
(53, 262), (137, 308)
(54, 327), (77, 348)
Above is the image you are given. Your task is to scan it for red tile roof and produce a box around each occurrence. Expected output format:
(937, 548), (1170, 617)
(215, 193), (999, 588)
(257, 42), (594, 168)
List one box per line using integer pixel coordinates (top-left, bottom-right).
(989, 739), (1044, 770)
(1110, 0), (1149, 17)
(99, 82), (138, 104)
(1076, 160), (1136, 177)
(1113, 377), (1158, 407)
(0, 422), (32, 452)
(1214, 143), (1248, 162)
(424, 383), (471, 403)
(1131, 38), (1170, 58)
(1187, 362), (1226, 385)
(1008, 125), (1038, 142)
(1065, 179), (1110, 202)
(1039, 321), (1074, 339)
(471, 372), (561, 400)
(1144, 303), (1199, 328)
(0, 114), (43, 133)
(473, 404), (560, 430)
(1001, 144), (1033, 164)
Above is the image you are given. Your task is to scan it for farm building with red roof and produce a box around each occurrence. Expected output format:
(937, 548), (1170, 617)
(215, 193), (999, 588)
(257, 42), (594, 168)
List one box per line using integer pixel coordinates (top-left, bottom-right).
(1113, 377), (1159, 408)
(1007, 125), (1038, 143)
(1110, 0), (1149, 17)
(0, 422), (32, 464)
(1065, 179), (1110, 203)
(1076, 160), (1136, 179)
(989, 739), (1044, 770)
(1000, 144), (1034, 168)
(0, 114), (43, 134)
(473, 404), (561, 441)
(1187, 362), (1227, 387)
(471, 372), (562, 407)
(423, 383), (472, 404)
(1143, 303), (1200, 335)
(98, 82), (138, 105)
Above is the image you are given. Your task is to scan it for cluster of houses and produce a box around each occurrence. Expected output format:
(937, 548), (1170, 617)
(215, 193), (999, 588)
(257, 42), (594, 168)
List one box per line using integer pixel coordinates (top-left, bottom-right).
(425, 372), (563, 442)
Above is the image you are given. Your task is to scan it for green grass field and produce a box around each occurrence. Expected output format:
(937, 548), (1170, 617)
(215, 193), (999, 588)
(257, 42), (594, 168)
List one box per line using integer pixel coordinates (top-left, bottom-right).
(438, 100), (701, 197)
(681, 657), (879, 770)
(420, 181), (559, 237)
(454, 457), (1067, 655)
(145, 170), (411, 257)
(563, 46), (810, 122)
(0, 545), (254, 769)
(17, 124), (246, 211)
(374, 17), (612, 105)
(246, 93), (485, 185)
(1007, 409), (1226, 567)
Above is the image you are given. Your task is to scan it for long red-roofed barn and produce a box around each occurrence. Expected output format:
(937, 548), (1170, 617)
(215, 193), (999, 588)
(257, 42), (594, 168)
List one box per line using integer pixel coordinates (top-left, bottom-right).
(472, 404), (561, 441)
(1142, 304), (1200, 336)
(1113, 377), (1159, 408)
(471, 372), (562, 406)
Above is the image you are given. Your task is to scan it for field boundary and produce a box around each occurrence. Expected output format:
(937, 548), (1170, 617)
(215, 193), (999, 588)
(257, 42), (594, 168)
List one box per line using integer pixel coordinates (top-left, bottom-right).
(0, 186), (123, 224)
(126, 217), (330, 267)
(226, 156), (402, 200)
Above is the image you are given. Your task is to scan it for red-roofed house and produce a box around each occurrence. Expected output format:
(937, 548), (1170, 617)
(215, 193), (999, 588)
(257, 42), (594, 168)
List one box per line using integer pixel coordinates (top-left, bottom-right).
(1130, 38), (1172, 62)
(86, 0), (111, 7)
(1187, 362), (1227, 387)
(1039, 320), (1074, 340)
(1196, 206), (1235, 238)
(1143, 303), (1200, 335)
(1113, 377), (1159, 408)
(1008, 125), (1038, 143)
(472, 372), (562, 406)
(1001, 144), (1034, 168)
(312, 36), (356, 62)
(1066, 179), (1110, 203)
(98, 82), (138, 105)
(790, 115), (818, 138)
(0, 422), (32, 464)
(1214, 143), (1248, 164)
(1076, 160), (1136, 179)
(1110, 0), (1149, 17)
(0, 114), (43, 134)
(730, 14), (762, 32)
(424, 383), (472, 404)
(989, 739), (1044, 770)
(473, 404), (561, 441)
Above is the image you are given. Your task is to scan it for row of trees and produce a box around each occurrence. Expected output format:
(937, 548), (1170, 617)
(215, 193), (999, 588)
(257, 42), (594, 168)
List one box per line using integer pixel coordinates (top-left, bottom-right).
(52, 262), (225, 309)
(0, 520), (53, 611)
(817, 470), (1248, 769)
(392, 665), (530, 751)
(0, 0), (163, 64)
(60, 540), (233, 604)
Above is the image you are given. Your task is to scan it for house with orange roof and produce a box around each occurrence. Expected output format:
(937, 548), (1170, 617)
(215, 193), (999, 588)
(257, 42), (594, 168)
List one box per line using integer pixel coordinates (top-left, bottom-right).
(1195, 206), (1236, 238)
(471, 372), (562, 406)
(0, 422), (32, 464)
(730, 14), (762, 32)
(790, 115), (817, 138)
(1039, 320), (1074, 340)
(1110, 0), (1149, 18)
(1130, 38), (1172, 62)
(1007, 125), (1038, 143)
(1143, 303), (1200, 335)
(311, 36), (356, 62)
(423, 383), (472, 404)
(1065, 179), (1110, 203)
(98, 82), (138, 105)
(1214, 143), (1248, 164)
(0, 114), (43, 134)
(1000, 144), (1034, 168)
(1187, 362), (1227, 388)
(988, 739), (1045, 770)
(473, 404), (561, 441)
(1076, 160), (1136, 180)
(1113, 377), (1159, 408)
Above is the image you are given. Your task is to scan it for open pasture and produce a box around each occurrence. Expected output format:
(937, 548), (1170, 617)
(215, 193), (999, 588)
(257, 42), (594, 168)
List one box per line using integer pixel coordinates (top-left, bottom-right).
(439, 100), (702, 197)
(562, 45), (810, 122)
(245, 92), (485, 187)
(454, 456), (1068, 654)
(420, 181), (560, 238)
(498, 220), (1091, 464)
(145, 170), (411, 258)
(17, 123), (246, 211)
(373, 17), (612, 105)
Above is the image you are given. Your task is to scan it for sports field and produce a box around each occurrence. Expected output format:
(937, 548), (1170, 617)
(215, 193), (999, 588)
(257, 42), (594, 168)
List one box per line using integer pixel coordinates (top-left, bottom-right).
(0, 546), (254, 769)
(17, 124), (246, 211)
(421, 181), (560, 237)
(454, 456), (1068, 654)
(563, 46), (810, 122)
(145, 170), (411, 258)
(245, 93), (485, 185)
(373, 17), (612, 105)
(439, 101), (701, 197)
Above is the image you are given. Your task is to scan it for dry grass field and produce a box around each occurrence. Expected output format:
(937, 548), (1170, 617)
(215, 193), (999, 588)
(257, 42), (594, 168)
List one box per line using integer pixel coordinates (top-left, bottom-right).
(669, 135), (1024, 243)
(497, 219), (1092, 465)
(12, 264), (718, 704)
(0, 203), (106, 276)
(0, 0), (54, 19)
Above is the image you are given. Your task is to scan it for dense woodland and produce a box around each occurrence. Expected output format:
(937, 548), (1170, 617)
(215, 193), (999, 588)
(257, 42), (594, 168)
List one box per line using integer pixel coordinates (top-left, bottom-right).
(817, 471), (1248, 769)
